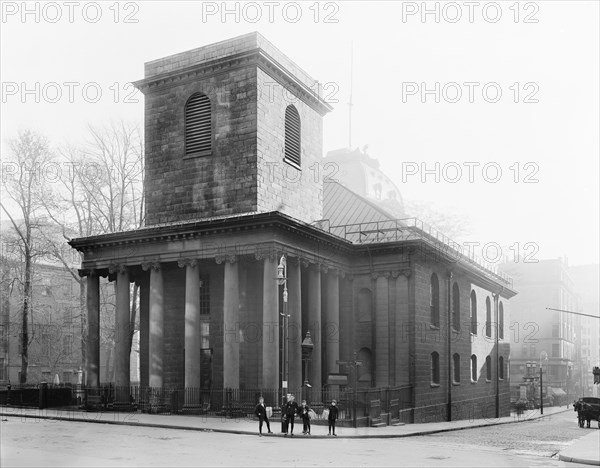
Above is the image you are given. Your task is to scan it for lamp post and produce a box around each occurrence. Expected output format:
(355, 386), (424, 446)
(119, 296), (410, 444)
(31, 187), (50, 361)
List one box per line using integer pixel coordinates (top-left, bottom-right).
(337, 352), (362, 428)
(540, 351), (548, 414)
(276, 255), (289, 412)
(301, 332), (314, 402)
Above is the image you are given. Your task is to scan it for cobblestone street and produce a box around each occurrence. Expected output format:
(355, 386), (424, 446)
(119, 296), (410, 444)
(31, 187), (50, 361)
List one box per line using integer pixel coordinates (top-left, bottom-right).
(421, 409), (591, 459)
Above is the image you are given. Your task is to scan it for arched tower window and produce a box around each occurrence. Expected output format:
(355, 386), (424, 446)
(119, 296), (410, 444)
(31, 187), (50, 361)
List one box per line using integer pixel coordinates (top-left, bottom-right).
(485, 297), (492, 338)
(470, 290), (477, 335)
(486, 355), (492, 381)
(431, 352), (440, 385)
(499, 302), (504, 339)
(284, 105), (301, 167)
(430, 274), (440, 327)
(453, 353), (461, 383)
(185, 93), (212, 156)
(471, 355), (478, 382)
(452, 282), (460, 331)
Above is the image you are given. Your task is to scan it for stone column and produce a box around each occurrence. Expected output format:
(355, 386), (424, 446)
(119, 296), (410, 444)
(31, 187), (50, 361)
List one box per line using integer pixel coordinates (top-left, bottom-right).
(288, 259), (302, 391)
(223, 260), (240, 389)
(395, 271), (411, 386)
(262, 256), (279, 390)
(113, 265), (131, 393)
(182, 259), (201, 390)
(85, 270), (100, 387)
(139, 275), (149, 388)
(146, 262), (164, 388)
(326, 269), (340, 378)
(375, 272), (390, 387)
(308, 265), (322, 388)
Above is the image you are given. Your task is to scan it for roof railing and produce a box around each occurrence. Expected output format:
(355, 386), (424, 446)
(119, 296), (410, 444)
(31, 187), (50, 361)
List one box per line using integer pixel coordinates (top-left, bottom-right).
(311, 217), (513, 288)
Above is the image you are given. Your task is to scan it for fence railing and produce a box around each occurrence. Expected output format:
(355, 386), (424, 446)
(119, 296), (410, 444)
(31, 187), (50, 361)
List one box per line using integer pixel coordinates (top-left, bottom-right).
(73, 384), (413, 422)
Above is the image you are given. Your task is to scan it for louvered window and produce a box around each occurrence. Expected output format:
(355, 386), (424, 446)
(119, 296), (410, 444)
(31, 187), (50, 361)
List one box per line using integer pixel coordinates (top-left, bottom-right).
(284, 105), (301, 166)
(185, 93), (211, 156)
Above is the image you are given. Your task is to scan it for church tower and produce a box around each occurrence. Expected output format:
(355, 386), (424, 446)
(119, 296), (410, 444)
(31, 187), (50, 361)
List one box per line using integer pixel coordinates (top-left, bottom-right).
(134, 32), (332, 226)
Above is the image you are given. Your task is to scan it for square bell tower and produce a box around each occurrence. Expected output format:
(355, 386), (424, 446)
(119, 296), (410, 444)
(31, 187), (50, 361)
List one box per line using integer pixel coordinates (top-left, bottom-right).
(134, 32), (332, 226)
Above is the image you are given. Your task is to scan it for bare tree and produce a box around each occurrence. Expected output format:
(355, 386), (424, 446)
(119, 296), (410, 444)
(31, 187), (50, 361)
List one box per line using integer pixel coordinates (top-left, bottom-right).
(40, 120), (144, 379)
(1, 130), (55, 383)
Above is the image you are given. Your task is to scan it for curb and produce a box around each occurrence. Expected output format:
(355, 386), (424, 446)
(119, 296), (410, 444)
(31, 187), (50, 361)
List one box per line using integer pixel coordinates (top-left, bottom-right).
(558, 454), (600, 466)
(0, 407), (571, 440)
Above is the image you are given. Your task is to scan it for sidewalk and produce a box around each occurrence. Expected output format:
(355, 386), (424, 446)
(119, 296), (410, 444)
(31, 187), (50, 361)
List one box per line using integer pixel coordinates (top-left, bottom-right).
(559, 431), (600, 466)
(0, 404), (570, 438)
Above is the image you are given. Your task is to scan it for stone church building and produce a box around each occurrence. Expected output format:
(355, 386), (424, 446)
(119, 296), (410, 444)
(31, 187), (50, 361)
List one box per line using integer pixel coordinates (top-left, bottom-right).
(69, 32), (516, 423)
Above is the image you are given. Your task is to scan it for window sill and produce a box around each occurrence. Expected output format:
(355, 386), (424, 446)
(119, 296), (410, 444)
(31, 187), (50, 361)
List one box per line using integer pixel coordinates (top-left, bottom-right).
(485, 379), (491, 383)
(470, 380), (477, 384)
(430, 324), (440, 330)
(283, 158), (301, 171)
(184, 149), (212, 159)
(430, 383), (440, 388)
(452, 382), (461, 386)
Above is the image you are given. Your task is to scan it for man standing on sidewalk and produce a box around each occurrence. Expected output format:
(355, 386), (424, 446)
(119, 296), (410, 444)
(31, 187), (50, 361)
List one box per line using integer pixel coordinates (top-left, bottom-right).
(255, 397), (273, 436)
(284, 394), (299, 436)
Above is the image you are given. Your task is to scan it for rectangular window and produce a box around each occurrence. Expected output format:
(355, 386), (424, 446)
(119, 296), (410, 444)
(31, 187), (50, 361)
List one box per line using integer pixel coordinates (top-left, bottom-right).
(62, 371), (72, 385)
(552, 343), (559, 357)
(0, 358), (5, 380)
(63, 335), (73, 356)
(431, 353), (440, 385)
(200, 276), (210, 315)
(552, 324), (559, 338)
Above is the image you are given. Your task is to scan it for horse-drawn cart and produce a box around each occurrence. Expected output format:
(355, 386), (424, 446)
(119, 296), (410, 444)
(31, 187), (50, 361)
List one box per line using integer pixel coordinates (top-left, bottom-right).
(574, 397), (600, 428)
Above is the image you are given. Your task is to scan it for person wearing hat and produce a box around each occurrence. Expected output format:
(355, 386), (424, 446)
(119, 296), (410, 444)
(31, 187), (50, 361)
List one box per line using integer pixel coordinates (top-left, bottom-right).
(327, 399), (339, 436)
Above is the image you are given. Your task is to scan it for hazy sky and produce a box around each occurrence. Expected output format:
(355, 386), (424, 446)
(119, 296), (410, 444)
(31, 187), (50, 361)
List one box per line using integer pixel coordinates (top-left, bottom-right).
(1, 1), (599, 266)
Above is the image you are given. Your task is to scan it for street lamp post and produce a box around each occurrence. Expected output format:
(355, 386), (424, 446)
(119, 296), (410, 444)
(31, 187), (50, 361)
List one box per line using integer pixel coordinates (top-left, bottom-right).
(301, 332), (314, 402)
(540, 351), (548, 414)
(277, 255), (289, 414)
(336, 352), (362, 428)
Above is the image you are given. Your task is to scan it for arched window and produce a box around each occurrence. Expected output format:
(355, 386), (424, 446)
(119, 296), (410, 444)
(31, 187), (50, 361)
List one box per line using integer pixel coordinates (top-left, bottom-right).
(486, 355), (492, 381)
(499, 302), (504, 339)
(357, 288), (372, 322)
(452, 282), (460, 331)
(357, 348), (373, 386)
(470, 290), (477, 335)
(499, 356), (504, 380)
(485, 297), (492, 338)
(185, 93), (211, 156)
(284, 105), (301, 167)
(431, 352), (440, 385)
(471, 355), (477, 382)
(430, 274), (440, 327)
(453, 353), (460, 383)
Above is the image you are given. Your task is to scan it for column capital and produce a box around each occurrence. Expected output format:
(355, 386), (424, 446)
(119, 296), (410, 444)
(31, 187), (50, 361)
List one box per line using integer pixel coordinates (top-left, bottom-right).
(109, 263), (129, 275)
(78, 268), (97, 278)
(216, 254), (236, 264)
(327, 268), (339, 277)
(141, 261), (161, 272)
(392, 269), (412, 279)
(371, 271), (391, 280)
(178, 258), (198, 268)
(254, 250), (276, 262)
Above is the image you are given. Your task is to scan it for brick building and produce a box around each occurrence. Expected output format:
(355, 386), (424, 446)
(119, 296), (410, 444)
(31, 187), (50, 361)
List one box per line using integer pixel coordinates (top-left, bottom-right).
(69, 32), (516, 423)
(0, 263), (81, 385)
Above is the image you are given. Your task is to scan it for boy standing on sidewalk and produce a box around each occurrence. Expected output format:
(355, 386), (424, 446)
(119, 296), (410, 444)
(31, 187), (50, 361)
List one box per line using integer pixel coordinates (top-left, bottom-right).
(255, 397), (273, 436)
(300, 400), (311, 435)
(327, 400), (339, 436)
(283, 394), (299, 436)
